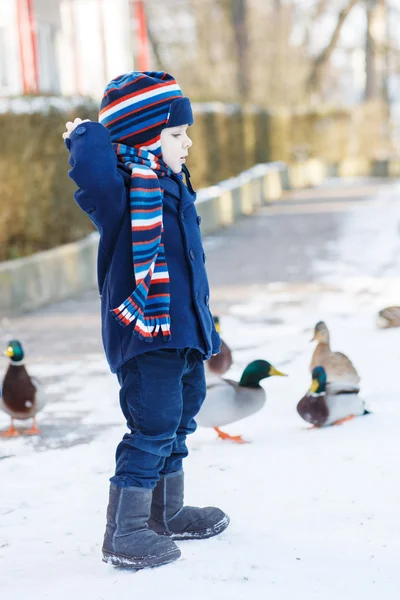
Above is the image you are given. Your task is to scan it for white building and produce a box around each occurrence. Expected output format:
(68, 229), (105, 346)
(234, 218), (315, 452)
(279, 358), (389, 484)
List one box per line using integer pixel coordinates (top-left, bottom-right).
(0, 0), (137, 99)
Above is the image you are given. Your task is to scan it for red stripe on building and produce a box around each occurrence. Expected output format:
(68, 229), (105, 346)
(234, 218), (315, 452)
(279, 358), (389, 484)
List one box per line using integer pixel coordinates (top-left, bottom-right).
(17, 0), (39, 93)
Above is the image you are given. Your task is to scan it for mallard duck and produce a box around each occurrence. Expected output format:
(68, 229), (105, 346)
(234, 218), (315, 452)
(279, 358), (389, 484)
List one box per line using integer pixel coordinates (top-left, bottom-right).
(1, 340), (46, 437)
(310, 321), (360, 388)
(377, 306), (400, 329)
(297, 366), (369, 427)
(205, 316), (233, 379)
(198, 359), (287, 443)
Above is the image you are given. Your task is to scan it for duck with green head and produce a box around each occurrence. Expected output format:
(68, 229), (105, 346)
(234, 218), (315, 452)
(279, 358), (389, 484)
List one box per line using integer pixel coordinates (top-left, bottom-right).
(1, 340), (46, 437)
(297, 365), (369, 428)
(197, 359), (287, 443)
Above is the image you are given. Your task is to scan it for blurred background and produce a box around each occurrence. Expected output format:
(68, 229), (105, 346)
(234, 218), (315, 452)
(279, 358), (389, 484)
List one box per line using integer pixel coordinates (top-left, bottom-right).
(0, 0), (400, 263)
(1, 0), (400, 105)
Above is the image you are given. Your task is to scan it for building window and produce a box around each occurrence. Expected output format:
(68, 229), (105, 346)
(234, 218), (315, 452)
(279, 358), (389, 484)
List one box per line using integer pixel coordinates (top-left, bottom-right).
(37, 22), (60, 94)
(0, 28), (8, 88)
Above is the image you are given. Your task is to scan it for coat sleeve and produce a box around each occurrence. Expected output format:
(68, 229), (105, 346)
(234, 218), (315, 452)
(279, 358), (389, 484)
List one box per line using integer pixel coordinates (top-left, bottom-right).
(211, 325), (221, 355)
(65, 121), (126, 233)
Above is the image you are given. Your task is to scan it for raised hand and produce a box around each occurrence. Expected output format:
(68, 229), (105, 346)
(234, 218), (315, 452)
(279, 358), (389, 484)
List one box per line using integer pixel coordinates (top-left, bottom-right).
(62, 117), (91, 140)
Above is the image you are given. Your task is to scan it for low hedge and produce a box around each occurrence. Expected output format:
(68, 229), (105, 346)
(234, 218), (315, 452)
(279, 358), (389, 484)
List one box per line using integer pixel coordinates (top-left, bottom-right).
(0, 103), (98, 260)
(0, 98), (391, 260)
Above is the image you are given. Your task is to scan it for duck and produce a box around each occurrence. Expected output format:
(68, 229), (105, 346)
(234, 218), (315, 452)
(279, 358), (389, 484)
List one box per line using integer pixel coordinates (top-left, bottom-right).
(205, 316), (233, 379)
(310, 321), (360, 388)
(297, 365), (369, 427)
(376, 306), (400, 329)
(197, 359), (287, 443)
(1, 340), (46, 437)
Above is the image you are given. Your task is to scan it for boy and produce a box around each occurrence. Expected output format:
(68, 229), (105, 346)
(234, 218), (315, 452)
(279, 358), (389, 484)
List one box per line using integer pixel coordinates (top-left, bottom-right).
(63, 71), (229, 570)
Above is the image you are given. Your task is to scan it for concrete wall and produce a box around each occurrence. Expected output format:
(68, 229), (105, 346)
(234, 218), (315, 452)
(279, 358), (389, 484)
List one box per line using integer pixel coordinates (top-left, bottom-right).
(0, 233), (98, 317)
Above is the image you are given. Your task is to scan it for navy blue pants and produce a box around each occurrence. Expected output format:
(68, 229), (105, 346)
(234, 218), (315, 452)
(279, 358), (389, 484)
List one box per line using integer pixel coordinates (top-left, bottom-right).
(110, 348), (206, 489)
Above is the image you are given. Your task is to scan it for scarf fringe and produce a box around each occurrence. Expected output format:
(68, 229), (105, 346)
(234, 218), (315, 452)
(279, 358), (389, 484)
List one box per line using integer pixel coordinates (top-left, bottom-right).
(111, 292), (171, 342)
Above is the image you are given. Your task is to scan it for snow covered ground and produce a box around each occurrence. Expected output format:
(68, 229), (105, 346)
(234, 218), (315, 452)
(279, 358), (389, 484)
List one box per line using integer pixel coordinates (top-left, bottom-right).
(2, 179), (400, 599)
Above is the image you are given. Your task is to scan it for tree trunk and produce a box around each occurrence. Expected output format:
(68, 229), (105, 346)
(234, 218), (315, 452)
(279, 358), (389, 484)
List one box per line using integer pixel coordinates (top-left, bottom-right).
(365, 0), (387, 101)
(231, 0), (249, 101)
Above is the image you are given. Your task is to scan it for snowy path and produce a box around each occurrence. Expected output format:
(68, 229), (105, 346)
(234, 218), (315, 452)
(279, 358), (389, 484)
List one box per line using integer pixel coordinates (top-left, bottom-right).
(1, 178), (400, 599)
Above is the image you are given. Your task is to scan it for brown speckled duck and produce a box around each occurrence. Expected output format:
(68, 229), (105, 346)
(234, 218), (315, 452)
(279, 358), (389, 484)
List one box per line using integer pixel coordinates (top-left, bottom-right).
(377, 306), (400, 329)
(310, 321), (360, 389)
(1, 340), (46, 437)
(205, 316), (233, 379)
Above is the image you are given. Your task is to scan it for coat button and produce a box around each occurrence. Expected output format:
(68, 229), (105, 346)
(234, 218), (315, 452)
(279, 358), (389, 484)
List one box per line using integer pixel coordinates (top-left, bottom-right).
(205, 295), (209, 305)
(203, 252), (206, 263)
(197, 215), (202, 225)
(75, 126), (87, 135)
(181, 212), (185, 220)
(189, 249), (195, 260)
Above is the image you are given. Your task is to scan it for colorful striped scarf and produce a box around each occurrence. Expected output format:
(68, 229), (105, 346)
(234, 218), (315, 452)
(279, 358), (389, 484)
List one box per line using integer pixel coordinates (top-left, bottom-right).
(111, 144), (172, 340)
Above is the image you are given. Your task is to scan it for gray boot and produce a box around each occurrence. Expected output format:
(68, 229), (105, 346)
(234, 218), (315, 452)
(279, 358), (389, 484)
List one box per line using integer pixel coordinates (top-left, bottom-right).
(102, 484), (181, 569)
(148, 471), (230, 540)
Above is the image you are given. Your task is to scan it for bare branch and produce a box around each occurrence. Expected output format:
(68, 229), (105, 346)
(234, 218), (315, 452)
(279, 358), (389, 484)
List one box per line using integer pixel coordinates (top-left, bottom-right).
(307, 0), (359, 90)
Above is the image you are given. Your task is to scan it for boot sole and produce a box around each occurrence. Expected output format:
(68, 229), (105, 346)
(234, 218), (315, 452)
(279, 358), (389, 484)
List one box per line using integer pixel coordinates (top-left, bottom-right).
(168, 514), (230, 541)
(102, 546), (181, 569)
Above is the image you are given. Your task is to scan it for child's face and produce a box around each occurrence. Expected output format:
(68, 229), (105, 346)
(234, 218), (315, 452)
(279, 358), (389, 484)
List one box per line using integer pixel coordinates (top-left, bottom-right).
(160, 125), (192, 174)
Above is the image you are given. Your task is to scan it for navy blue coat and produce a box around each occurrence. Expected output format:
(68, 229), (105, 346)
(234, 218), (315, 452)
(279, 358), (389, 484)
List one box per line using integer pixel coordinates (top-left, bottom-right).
(65, 122), (220, 373)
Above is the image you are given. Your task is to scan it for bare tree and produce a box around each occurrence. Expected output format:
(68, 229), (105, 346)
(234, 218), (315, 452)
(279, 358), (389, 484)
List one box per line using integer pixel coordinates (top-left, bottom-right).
(307, 0), (359, 91)
(142, 0), (396, 108)
(302, 0), (332, 50)
(365, 0), (387, 100)
(231, 0), (249, 101)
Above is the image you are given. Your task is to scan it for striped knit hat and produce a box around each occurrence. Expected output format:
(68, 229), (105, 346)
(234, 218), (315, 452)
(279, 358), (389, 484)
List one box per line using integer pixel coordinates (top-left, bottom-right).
(98, 71), (193, 341)
(99, 71), (193, 152)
